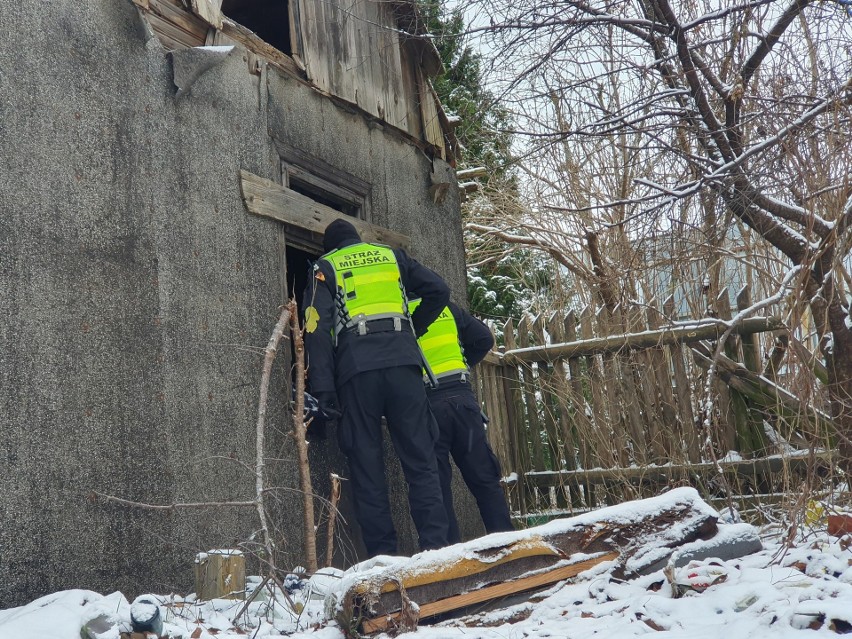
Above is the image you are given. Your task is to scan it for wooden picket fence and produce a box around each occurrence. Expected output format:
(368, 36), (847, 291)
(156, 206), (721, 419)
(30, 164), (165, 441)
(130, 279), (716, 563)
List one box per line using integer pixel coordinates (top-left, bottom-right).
(474, 286), (835, 519)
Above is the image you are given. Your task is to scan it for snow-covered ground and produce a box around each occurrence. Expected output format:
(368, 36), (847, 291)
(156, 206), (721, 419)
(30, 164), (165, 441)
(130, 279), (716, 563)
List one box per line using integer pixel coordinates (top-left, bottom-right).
(3, 493), (851, 639)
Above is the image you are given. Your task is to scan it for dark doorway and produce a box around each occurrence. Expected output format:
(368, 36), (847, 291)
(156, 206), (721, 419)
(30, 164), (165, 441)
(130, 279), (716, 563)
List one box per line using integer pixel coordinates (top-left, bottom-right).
(221, 0), (291, 54)
(286, 244), (319, 316)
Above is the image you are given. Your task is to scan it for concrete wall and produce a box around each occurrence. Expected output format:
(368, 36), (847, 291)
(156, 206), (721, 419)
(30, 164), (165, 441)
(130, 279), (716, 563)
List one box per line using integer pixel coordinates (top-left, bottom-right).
(0, 0), (469, 606)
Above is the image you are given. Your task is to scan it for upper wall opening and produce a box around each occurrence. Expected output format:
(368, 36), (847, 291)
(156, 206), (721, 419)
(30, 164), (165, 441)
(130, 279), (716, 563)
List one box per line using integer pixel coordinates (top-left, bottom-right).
(220, 0), (291, 54)
(132, 0), (458, 164)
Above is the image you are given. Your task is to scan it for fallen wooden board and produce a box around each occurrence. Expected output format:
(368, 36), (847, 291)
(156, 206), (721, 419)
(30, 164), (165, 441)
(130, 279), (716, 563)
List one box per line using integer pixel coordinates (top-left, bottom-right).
(335, 488), (720, 633)
(362, 551), (618, 634)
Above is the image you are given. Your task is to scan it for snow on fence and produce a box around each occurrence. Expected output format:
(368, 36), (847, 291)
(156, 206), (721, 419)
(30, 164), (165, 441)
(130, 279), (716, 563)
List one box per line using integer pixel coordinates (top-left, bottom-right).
(475, 286), (834, 517)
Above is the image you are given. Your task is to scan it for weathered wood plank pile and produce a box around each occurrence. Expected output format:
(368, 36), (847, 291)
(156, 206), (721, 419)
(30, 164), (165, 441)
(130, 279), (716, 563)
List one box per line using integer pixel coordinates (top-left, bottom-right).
(331, 488), (761, 636)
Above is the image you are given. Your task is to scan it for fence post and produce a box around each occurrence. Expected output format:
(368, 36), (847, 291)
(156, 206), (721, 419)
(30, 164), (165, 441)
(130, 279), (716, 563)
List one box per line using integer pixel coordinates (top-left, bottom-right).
(502, 319), (529, 516)
(517, 315), (545, 476)
(645, 302), (682, 463)
(663, 295), (700, 462)
(532, 314), (565, 471)
(605, 304), (647, 468)
(561, 310), (594, 472)
(629, 303), (667, 466)
(716, 287), (758, 456)
(580, 306), (619, 470)
(736, 285), (761, 373)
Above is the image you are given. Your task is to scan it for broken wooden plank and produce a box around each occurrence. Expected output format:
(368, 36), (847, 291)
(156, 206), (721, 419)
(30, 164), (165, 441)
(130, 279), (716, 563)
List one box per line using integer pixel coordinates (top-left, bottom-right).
(361, 551), (618, 634)
(221, 19), (303, 78)
(239, 170), (410, 250)
(189, 0), (222, 30)
(149, 0), (211, 40)
(143, 11), (206, 49)
(337, 488), (719, 632)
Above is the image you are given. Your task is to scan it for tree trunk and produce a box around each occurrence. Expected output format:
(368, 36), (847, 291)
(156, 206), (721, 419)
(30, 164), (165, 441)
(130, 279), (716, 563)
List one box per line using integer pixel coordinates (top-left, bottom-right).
(825, 329), (852, 475)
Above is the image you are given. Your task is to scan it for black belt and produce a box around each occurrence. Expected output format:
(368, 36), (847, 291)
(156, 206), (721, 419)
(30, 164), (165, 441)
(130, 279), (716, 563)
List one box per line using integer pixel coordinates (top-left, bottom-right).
(342, 318), (405, 335)
(427, 372), (469, 387)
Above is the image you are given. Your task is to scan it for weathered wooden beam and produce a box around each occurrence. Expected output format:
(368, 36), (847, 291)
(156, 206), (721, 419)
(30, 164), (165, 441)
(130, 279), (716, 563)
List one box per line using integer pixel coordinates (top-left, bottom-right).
(500, 316), (784, 364)
(239, 170), (410, 250)
(456, 166), (488, 180)
(690, 343), (833, 431)
(361, 552), (618, 634)
(523, 452), (833, 489)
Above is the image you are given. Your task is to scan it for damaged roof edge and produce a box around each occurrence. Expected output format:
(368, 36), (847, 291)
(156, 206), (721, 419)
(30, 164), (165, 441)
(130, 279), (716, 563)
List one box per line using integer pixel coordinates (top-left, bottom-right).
(133, 0), (457, 163)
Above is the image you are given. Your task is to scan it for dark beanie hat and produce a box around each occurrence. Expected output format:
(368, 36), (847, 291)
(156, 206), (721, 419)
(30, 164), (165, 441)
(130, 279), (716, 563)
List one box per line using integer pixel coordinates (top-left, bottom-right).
(323, 218), (361, 253)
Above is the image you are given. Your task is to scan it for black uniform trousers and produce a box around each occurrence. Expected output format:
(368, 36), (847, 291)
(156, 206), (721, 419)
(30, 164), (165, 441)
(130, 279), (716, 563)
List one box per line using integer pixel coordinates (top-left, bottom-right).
(337, 365), (449, 556)
(429, 383), (514, 544)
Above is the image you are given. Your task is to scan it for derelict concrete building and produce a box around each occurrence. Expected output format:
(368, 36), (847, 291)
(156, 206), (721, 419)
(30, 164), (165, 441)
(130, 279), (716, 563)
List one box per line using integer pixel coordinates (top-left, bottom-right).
(0, 0), (472, 605)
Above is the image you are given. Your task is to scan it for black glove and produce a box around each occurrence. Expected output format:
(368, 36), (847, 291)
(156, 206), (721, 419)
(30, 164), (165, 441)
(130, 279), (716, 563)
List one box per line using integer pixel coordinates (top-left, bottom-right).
(314, 391), (342, 423)
(303, 391), (327, 441)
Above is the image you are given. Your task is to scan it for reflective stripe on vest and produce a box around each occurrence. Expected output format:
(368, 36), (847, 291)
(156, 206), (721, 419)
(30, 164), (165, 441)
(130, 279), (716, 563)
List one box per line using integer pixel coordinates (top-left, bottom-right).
(322, 242), (407, 335)
(409, 299), (468, 379)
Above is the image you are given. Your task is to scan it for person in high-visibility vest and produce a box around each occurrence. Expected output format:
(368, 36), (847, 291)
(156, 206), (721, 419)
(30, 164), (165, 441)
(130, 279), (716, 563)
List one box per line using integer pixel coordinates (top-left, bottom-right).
(410, 298), (514, 543)
(303, 218), (450, 557)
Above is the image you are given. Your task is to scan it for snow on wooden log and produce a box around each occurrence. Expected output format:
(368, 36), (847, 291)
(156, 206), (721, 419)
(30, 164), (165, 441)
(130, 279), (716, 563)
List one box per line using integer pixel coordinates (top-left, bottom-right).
(332, 488), (720, 634)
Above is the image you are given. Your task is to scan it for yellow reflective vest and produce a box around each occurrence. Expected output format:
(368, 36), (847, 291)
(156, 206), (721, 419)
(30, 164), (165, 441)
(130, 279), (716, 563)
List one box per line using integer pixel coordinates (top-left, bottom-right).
(322, 242), (408, 337)
(409, 299), (468, 380)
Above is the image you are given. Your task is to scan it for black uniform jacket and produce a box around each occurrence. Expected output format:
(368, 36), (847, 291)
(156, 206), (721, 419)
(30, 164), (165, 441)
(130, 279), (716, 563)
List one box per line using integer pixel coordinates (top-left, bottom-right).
(303, 240), (450, 393)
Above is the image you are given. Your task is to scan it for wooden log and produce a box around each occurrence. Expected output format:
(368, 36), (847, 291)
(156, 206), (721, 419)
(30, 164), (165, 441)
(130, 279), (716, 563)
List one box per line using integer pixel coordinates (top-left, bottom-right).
(194, 550), (245, 600)
(340, 488), (719, 634)
(500, 316), (784, 364)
